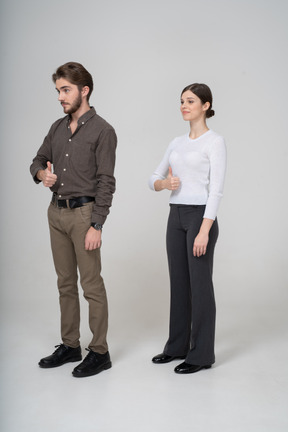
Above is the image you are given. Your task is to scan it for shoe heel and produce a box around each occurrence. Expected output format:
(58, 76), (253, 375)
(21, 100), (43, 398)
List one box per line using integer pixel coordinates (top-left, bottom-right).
(204, 365), (212, 369)
(104, 361), (112, 370)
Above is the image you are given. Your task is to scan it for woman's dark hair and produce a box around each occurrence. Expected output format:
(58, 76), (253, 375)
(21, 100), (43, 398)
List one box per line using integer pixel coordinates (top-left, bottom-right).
(52, 62), (93, 101)
(181, 83), (215, 118)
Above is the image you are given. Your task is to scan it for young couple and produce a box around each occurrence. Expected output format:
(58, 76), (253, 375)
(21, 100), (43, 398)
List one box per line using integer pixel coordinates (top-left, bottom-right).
(30, 62), (226, 378)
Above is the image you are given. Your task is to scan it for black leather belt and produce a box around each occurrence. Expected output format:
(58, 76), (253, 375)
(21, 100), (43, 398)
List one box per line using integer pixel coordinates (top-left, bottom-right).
(52, 194), (95, 209)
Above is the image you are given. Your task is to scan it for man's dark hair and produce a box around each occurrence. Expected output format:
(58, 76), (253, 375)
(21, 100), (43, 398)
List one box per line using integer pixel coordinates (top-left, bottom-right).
(52, 62), (94, 101)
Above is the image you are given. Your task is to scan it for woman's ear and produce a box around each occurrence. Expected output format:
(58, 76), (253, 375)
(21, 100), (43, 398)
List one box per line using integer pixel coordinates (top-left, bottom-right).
(202, 101), (210, 112)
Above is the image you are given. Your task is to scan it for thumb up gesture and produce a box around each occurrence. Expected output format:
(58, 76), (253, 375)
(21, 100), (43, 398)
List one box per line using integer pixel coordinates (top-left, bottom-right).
(165, 166), (180, 191)
(37, 161), (57, 187)
(47, 161), (52, 172)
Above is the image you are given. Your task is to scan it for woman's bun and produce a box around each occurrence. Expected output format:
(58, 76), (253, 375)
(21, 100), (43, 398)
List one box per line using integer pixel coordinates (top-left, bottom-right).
(206, 109), (215, 118)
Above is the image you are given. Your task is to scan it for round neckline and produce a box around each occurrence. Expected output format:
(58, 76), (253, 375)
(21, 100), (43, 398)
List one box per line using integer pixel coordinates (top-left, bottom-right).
(188, 129), (211, 142)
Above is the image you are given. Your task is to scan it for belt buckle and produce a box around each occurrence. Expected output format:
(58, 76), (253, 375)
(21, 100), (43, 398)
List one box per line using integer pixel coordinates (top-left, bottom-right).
(54, 197), (66, 208)
(57, 199), (63, 208)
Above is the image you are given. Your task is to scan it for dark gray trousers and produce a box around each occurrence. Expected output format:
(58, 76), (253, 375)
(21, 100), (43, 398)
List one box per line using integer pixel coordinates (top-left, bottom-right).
(164, 204), (219, 365)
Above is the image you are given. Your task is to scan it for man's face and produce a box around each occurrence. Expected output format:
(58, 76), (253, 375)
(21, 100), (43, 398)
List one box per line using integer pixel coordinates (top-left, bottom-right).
(56, 78), (82, 114)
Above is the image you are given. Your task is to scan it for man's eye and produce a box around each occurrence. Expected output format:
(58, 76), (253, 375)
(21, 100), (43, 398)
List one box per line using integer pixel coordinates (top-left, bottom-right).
(65, 89), (70, 93)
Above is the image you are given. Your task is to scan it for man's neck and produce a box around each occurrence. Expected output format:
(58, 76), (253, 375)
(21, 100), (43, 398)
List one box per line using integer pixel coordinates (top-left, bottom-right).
(70, 101), (91, 123)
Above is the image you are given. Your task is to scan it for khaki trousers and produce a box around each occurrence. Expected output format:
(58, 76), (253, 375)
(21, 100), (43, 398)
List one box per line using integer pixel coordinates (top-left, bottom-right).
(48, 201), (108, 354)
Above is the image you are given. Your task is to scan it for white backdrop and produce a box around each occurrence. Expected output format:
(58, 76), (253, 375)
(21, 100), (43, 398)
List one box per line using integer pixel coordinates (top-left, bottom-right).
(0, 0), (287, 396)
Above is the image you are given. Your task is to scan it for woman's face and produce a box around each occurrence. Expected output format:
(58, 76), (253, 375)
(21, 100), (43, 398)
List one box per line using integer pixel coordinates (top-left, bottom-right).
(180, 90), (209, 122)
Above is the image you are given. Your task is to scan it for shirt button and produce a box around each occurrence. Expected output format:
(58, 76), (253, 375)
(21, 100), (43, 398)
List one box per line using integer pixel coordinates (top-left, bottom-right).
(82, 122), (85, 125)
(63, 168), (66, 171)
(61, 183), (64, 186)
(66, 154), (69, 157)
(69, 139), (72, 142)
(59, 195), (62, 198)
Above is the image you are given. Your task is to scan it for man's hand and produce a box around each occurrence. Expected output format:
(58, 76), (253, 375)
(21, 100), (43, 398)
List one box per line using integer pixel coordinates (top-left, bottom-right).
(85, 227), (102, 250)
(37, 161), (57, 187)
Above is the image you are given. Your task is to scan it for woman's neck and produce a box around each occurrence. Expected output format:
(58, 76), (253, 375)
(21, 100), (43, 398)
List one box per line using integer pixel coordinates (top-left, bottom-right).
(189, 120), (209, 140)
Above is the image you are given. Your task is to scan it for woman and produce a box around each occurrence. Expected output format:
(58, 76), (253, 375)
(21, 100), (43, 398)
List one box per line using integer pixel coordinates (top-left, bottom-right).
(149, 83), (226, 374)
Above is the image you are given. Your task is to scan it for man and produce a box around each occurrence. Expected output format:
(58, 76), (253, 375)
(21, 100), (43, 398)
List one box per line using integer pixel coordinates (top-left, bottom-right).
(30, 62), (117, 378)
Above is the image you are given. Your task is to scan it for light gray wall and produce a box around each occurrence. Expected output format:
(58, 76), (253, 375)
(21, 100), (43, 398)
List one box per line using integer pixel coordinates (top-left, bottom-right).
(1, 0), (287, 342)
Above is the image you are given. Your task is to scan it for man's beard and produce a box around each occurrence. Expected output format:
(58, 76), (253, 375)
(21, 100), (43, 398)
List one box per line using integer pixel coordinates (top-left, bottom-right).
(65, 92), (82, 114)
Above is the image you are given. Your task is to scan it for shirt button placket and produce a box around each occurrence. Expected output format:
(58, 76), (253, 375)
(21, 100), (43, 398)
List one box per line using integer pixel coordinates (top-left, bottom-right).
(63, 138), (71, 190)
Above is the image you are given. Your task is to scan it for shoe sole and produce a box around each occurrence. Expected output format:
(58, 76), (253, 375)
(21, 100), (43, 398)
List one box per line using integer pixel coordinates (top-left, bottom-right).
(152, 356), (186, 364)
(38, 355), (83, 368)
(175, 365), (212, 374)
(72, 361), (112, 378)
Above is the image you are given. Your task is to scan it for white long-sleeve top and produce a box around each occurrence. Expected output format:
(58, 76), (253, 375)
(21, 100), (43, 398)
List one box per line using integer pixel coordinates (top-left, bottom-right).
(149, 130), (227, 220)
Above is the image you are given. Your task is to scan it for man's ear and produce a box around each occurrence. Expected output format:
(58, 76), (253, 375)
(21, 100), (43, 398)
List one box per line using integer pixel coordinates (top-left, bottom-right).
(82, 86), (90, 98)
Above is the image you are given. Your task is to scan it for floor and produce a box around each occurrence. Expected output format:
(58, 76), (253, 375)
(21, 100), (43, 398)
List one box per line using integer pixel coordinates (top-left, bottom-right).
(1, 297), (287, 432)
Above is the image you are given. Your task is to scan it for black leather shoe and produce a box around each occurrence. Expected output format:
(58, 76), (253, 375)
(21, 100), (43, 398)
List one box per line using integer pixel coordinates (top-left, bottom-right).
(174, 362), (212, 374)
(39, 344), (82, 368)
(72, 349), (112, 378)
(152, 353), (186, 364)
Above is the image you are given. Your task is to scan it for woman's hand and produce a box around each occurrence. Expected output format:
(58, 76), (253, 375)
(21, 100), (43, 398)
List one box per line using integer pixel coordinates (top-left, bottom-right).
(154, 167), (180, 191)
(193, 232), (209, 257)
(193, 218), (214, 257)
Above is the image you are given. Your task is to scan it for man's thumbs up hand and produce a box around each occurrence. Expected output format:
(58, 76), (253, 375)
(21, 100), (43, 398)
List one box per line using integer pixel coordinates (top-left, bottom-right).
(36, 161), (57, 187)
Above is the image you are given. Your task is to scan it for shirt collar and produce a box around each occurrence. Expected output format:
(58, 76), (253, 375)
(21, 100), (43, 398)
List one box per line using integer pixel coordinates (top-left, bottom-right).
(66, 106), (97, 125)
(78, 106), (96, 124)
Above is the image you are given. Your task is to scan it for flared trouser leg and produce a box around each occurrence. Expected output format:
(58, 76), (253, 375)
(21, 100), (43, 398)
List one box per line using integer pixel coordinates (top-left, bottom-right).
(164, 204), (218, 365)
